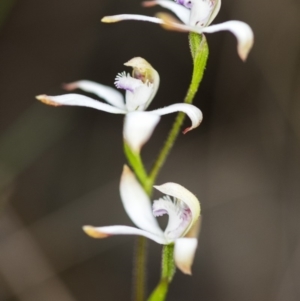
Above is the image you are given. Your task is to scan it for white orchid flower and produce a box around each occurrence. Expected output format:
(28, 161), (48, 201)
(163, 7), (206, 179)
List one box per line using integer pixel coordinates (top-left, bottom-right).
(102, 0), (254, 61)
(36, 57), (202, 153)
(83, 165), (201, 275)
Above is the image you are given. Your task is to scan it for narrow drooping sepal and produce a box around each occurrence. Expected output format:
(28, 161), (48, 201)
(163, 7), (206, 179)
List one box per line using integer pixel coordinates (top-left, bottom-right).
(156, 13), (253, 61)
(83, 225), (167, 244)
(36, 94), (127, 114)
(174, 237), (198, 275)
(150, 103), (203, 134)
(120, 165), (164, 236)
(202, 20), (254, 61)
(63, 80), (126, 110)
(124, 112), (160, 153)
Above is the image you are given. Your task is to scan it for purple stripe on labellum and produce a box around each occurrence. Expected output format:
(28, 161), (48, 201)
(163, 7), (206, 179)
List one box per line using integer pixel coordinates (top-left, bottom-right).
(114, 72), (143, 92)
(152, 196), (193, 240)
(176, 0), (193, 9)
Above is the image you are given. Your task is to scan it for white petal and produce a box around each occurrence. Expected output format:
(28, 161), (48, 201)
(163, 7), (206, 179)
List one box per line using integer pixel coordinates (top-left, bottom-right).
(36, 94), (127, 114)
(154, 183), (200, 237)
(102, 14), (163, 24)
(143, 0), (190, 24)
(63, 80), (126, 110)
(189, 0), (215, 27)
(124, 112), (160, 153)
(174, 237), (198, 275)
(120, 165), (164, 236)
(150, 103), (203, 134)
(125, 84), (154, 111)
(202, 21), (254, 61)
(188, 0), (221, 27)
(83, 225), (167, 244)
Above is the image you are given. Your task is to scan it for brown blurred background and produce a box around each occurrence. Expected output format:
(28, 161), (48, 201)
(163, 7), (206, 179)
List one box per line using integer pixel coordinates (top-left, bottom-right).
(0, 0), (299, 300)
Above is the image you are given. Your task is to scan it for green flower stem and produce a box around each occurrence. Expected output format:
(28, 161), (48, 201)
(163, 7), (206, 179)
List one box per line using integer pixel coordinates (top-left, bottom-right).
(124, 33), (209, 301)
(147, 244), (175, 301)
(124, 143), (152, 301)
(148, 33), (209, 187)
(124, 142), (151, 301)
(124, 142), (152, 195)
(134, 236), (148, 301)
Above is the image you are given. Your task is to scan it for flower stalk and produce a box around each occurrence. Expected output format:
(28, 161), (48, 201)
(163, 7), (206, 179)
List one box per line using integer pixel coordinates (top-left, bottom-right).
(124, 33), (208, 301)
(149, 33), (208, 186)
(147, 244), (175, 301)
(134, 237), (148, 301)
(124, 142), (151, 195)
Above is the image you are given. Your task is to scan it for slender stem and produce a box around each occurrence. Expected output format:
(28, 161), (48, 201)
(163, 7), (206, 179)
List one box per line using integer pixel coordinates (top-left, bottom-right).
(147, 245), (175, 301)
(134, 237), (148, 301)
(148, 33), (209, 186)
(123, 145), (152, 301)
(161, 244), (176, 282)
(124, 142), (152, 195)
(125, 33), (209, 301)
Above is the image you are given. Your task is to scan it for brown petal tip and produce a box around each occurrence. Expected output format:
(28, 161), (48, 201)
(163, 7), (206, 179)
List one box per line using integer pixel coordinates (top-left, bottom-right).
(83, 226), (109, 239)
(36, 95), (61, 107)
(142, 1), (157, 8)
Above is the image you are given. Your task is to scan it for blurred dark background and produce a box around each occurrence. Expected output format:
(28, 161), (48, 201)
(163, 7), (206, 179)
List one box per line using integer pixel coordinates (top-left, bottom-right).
(0, 0), (299, 300)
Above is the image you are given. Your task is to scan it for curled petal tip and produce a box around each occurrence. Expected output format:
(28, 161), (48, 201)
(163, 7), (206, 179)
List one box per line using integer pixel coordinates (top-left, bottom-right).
(240, 26), (254, 61)
(83, 226), (109, 239)
(182, 127), (192, 134)
(62, 82), (78, 91)
(238, 40), (253, 62)
(36, 94), (61, 107)
(203, 20), (254, 61)
(142, 1), (157, 7)
(151, 103), (202, 134)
